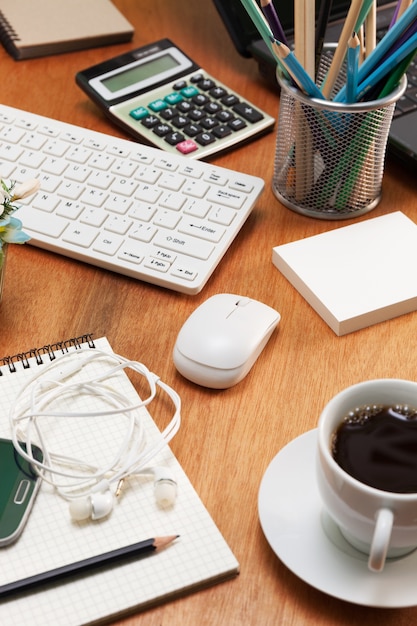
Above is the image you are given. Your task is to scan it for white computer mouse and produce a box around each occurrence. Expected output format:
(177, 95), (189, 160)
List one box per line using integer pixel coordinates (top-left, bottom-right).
(173, 293), (280, 389)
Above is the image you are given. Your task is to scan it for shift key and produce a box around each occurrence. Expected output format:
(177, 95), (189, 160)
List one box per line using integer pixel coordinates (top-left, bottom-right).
(153, 231), (214, 260)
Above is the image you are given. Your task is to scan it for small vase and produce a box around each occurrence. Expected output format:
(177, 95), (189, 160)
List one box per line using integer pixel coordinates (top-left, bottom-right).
(0, 244), (7, 303)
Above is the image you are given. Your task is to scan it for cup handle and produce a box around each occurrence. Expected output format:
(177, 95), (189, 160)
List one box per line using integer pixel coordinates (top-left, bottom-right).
(368, 508), (394, 572)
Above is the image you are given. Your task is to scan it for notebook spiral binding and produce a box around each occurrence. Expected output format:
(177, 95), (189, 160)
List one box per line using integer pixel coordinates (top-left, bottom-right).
(0, 333), (95, 375)
(0, 10), (19, 45)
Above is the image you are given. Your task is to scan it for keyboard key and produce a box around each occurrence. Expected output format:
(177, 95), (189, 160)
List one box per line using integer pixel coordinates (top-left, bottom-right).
(81, 207), (107, 227)
(18, 206), (68, 238)
(144, 257), (170, 272)
(63, 224), (98, 248)
(153, 230), (214, 260)
(93, 233), (123, 256)
(171, 265), (198, 281)
(178, 217), (225, 242)
(206, 187), (245, 209)
(130, 223), (158, 243)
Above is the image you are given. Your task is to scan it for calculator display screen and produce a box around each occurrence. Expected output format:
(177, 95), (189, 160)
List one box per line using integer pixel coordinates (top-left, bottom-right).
(101, 54), (180, 93)
(89, 46), (194, 101)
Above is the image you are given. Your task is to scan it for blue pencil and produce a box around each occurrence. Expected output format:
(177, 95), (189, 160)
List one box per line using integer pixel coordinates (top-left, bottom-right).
(271, 39), (325, 99)
(347, 32), (360, 103)
(355, 29), (417, 101)
(335, 2), (417, 101)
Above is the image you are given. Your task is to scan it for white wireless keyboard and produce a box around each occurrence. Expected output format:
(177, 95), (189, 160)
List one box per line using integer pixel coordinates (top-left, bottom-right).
(0, 105), (264, 294)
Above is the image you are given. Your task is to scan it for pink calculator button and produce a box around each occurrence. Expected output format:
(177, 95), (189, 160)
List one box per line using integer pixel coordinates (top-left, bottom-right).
(176, 140), (198, 154)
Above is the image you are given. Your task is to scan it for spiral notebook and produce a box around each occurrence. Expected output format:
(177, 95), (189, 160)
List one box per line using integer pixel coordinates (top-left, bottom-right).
(0, 335), (239, 625)
(0, 0), (134, 60)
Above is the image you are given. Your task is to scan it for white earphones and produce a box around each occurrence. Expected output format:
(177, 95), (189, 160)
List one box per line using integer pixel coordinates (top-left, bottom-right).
(68, 467), (178, 521)
(8, 348), (181, 522)
(69, 490), (114, 522)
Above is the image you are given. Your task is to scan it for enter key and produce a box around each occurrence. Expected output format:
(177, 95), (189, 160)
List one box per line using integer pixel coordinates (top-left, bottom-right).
(178, 217), (225, 243)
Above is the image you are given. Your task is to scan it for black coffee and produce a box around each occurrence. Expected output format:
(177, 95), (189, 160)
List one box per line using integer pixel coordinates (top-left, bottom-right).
(332, 404), (417, 493)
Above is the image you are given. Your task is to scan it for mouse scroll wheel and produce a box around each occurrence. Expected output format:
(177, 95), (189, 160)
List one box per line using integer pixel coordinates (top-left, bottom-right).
(236, 297), (251, 307)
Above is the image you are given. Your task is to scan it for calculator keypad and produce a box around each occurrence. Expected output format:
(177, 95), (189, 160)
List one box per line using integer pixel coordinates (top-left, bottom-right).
(111, 72), (275, 160)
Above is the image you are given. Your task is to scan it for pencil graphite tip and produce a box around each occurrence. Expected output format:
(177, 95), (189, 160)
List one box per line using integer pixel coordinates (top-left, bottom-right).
(349, 32), (360, 48)
(271, 38), (289, 56)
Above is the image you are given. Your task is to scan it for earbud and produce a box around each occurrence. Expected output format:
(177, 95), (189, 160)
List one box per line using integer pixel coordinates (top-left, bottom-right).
(152, 467), (177, 508)
(69, 491), (114, 521)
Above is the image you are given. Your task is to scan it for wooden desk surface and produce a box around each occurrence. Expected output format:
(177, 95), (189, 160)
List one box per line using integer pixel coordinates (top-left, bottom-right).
(1, 2), (417, 624)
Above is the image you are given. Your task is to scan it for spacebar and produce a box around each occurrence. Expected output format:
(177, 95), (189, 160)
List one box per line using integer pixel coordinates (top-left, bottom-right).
(17, 207), (69, 238)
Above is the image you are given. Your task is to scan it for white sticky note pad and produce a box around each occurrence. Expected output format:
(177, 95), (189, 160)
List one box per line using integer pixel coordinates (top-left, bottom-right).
(272, 212), (417, 336)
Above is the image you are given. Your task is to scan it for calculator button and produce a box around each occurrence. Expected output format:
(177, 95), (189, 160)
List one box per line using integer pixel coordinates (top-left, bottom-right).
(149, 99), (168, 112)
(141, 115), (159, 128)
(153, 123), (172, 137)
(204, 102), (222, 114)
(221, 94), (240, 107)
(160, 107), (176, 120)
(184, 123), (202, 137)
(190, 73), (204, 83)
(228, 118), (247, 131)
(201, 118), (219, 130)
(165, 131), (186, 146)
(173, 80), (188, 90)
(198, 79), (215, 91)
(232, 103), (264, 123)
(172, 115), (188, 129)
(177, 101), (193, 113)
(176, 140), (198, 154)
(195, 132), (216, 146)
(188, 109), (205, 121)
(209, 87), (228, 99)
(165, 92), (183, 105)
(192, 94), (209, 106)
(181, 85), (199, 98)
(213, 125), (232, 139)
(216, 110), (234, 123)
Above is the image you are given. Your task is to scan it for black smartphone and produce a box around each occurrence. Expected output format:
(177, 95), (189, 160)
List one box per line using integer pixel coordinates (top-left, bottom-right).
(0, 438), (43, 546)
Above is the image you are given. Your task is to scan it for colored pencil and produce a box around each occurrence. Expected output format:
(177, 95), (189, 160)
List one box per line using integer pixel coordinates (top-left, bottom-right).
(239, 0), (275, 57)
(260, 0), (288, 46)
(271, 39), (325, 99)
(321, 0), (365, 98)
(347, 32), (361, 102)
(355, 30), (417, 101)
(335, 1), (417, 101)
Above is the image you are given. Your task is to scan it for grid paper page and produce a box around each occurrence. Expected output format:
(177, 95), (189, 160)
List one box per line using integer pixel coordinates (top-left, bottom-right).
(0, 337), (239, 625)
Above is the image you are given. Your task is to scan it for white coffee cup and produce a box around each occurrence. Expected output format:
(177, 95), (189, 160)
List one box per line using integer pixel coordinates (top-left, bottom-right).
(316, 379), (417, 572)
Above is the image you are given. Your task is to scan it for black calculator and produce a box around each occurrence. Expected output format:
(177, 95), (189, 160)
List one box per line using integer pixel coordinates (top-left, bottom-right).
(76, 39), (275, 160)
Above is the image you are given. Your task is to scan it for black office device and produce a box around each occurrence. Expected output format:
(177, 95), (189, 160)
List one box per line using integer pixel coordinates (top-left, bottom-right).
(213, 0), (417, 169)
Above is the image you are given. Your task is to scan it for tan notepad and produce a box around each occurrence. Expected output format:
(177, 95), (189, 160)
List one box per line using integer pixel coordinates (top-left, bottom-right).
(0, 0), (134, 60)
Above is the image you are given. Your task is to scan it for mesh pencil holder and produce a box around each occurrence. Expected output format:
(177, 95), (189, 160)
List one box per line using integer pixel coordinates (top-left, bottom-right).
(272, 46), (407, 220)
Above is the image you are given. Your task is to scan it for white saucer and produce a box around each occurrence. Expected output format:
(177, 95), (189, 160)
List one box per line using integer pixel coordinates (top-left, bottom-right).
(258, 429), (417, 608)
